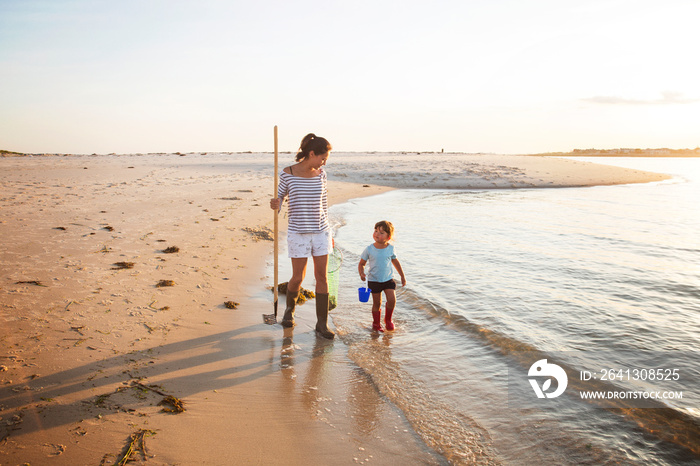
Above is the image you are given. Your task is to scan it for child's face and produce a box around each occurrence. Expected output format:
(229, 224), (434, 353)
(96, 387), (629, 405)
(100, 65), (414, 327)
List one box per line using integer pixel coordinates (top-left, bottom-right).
(373, 227), (390, 244)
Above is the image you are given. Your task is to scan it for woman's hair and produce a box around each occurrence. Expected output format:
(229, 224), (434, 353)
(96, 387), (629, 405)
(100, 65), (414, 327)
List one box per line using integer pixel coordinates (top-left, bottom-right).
(375, 220), (394, 240)
(296, 133), (332, 162)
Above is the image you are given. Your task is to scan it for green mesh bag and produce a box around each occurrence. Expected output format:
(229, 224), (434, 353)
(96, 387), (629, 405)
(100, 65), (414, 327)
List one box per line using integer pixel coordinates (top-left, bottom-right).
(327, 246), (343, 311)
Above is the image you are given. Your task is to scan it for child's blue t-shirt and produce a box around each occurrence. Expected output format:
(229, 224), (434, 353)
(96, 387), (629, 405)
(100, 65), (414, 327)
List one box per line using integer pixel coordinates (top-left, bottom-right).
(361, 244), (396, 282)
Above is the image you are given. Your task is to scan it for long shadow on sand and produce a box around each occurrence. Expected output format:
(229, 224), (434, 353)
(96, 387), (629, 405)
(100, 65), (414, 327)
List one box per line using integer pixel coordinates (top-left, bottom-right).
(0, 322), (310, 437)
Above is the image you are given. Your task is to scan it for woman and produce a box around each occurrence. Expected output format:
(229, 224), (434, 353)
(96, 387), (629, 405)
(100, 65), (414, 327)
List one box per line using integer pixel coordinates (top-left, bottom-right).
(270, 133), (335, 339)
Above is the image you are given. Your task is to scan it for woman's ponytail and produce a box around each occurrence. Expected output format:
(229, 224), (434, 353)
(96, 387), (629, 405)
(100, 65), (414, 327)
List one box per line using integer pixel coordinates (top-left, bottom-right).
(296, 133), (332, 161)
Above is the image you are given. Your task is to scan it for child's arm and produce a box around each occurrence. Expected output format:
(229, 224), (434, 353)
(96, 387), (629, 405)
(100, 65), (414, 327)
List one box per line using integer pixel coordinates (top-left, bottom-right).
(358, 258), (367, 282)
(392, 258), (406, 287)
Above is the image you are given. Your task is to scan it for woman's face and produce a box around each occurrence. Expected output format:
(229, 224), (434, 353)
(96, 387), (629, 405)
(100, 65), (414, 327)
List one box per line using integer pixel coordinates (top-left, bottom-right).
(310, 151), (330, 169)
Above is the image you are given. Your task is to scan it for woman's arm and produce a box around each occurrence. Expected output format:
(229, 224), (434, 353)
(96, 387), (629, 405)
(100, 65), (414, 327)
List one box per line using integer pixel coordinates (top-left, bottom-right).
(270, 168), (291, 210)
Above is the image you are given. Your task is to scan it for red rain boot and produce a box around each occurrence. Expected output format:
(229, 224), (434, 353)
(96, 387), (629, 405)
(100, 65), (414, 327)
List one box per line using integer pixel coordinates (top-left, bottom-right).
(385, 307), (395, 331)
(372, 311), (384, 332)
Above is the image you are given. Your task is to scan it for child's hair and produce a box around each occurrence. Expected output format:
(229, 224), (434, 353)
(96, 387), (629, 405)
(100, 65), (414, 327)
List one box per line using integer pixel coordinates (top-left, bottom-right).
(375, 220), (394, 240)
(296, 133), (332, 161)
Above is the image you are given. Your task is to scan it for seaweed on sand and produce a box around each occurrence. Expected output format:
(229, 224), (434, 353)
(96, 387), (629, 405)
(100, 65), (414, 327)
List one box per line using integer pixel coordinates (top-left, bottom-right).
(15, 280), (46, 287)
(224, 301), (239, 309)
(156, 280), (174, 288)
(107, 429), (156, 466)
(148, 301), (169, 310)
(162, 246), (179, 253)
(111, 262), (134, 270)
(129, 381), (186, 414)
(158, 395), (186, 414)
(94, 381), (186, 416)
(276, 282), (315, 304)
(242, 226), (274, 241)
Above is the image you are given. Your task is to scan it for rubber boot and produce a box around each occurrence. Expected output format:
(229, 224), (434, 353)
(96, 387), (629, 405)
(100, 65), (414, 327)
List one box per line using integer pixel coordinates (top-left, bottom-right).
(315, 293), (335, 339)
(385, 307), (395, 331)
(372, 311), (384, 332)
(281, 290), (299, 328)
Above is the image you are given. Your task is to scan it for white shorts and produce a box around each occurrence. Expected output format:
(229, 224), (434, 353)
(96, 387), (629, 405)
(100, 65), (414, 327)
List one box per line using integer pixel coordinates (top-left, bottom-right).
(287, 230), (332, 258)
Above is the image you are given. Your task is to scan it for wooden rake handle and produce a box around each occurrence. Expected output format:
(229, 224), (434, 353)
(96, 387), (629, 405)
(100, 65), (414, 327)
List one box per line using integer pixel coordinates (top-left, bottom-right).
(273, 126), (279, 316)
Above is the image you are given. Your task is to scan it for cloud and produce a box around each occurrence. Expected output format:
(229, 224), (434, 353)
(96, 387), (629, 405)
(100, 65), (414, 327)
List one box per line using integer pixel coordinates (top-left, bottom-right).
(582, 92), (699, 106)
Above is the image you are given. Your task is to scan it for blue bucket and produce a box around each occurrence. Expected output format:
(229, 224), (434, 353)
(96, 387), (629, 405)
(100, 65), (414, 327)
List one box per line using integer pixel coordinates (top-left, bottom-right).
(358, 285), (371, 302)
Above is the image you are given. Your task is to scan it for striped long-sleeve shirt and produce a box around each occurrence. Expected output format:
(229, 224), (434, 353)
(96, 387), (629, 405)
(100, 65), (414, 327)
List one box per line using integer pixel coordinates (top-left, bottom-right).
(277, 168), (329, 233)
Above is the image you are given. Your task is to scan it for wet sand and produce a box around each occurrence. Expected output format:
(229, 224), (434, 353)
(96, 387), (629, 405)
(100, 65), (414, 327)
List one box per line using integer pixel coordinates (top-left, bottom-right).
(0, 153), (669, 465)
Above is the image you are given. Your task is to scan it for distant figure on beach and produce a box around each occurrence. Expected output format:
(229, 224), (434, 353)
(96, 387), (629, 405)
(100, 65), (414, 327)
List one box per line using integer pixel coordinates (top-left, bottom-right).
(358, 221), (407, 332)
(270, 133), (335, 339)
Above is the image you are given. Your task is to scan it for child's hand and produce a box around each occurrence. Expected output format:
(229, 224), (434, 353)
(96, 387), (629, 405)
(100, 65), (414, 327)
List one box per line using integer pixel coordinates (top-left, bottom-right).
(401, 276), (407, 287)
(270, 198), (280, 210)
(358, 259), (367, 282)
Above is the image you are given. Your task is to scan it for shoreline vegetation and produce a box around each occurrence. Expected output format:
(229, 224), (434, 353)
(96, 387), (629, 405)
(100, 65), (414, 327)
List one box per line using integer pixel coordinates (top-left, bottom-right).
(3, 147), (700, 158)
(529, 147), (700, 157)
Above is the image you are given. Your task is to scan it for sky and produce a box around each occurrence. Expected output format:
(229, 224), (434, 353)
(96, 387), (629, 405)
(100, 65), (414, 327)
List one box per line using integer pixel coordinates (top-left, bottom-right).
(1, 0), (699, 154)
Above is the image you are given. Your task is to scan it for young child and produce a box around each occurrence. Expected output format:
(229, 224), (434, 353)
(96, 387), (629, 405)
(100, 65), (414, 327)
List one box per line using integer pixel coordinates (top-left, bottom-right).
(358, 221), (407, 332)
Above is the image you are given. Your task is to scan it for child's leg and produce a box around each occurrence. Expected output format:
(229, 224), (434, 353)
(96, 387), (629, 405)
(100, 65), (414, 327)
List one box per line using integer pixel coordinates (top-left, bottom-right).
(371, 292), (383, 332)
(384, 289), (396, 331)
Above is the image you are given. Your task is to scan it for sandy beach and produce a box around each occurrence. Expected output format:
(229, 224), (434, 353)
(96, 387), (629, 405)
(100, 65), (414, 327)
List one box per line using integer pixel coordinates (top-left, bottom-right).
(0, 152), (671, 465)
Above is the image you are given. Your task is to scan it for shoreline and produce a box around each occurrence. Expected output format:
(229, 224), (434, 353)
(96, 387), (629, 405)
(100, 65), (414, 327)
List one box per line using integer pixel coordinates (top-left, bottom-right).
(0, 153), (672, 464)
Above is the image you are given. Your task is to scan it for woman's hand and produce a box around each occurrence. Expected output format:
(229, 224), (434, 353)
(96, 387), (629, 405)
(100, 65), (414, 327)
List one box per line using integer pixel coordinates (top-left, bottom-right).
(270, 198), (280, 210)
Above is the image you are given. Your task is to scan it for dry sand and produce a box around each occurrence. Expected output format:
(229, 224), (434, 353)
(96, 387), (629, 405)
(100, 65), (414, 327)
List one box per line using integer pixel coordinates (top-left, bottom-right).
(0, 153), (670, 465)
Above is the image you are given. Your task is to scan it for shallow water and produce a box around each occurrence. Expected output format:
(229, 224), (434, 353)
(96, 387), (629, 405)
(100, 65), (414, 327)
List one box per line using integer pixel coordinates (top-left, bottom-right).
(329, 157), (700, 464)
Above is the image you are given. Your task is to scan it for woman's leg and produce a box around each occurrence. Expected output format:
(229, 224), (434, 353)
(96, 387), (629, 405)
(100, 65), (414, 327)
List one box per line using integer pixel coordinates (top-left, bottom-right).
(312, 254), (334, 339)
(282, 257), (308, 327)
(288, 257), (308, 292)
(312, 254), (328, 294)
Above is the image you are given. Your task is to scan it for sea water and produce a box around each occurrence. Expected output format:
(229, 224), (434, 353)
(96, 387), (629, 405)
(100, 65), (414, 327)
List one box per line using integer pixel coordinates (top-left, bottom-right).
(329, 157), (700, 465)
